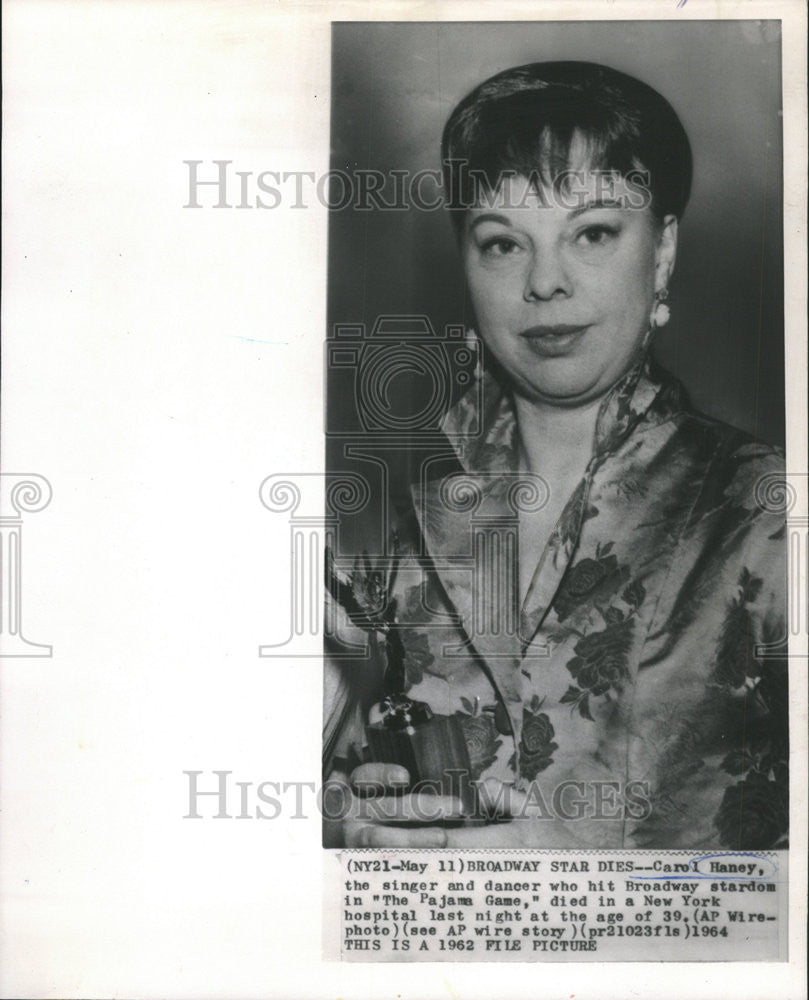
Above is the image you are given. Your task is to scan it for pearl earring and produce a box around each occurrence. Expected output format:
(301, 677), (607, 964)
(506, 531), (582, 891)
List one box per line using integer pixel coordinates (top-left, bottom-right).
(651, 288), (670, 329)
(464, 327), (484, 380)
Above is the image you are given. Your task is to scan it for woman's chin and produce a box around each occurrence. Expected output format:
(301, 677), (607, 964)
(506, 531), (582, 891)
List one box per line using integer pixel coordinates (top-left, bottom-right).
(511, 370), (612, 409)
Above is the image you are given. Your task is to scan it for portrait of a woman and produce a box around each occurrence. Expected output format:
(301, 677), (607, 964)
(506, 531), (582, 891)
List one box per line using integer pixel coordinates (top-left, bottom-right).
(324, 51), (788, 851)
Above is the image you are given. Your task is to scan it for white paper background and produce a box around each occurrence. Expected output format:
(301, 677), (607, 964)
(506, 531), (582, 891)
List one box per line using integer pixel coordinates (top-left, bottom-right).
(1, 2), (806, 998)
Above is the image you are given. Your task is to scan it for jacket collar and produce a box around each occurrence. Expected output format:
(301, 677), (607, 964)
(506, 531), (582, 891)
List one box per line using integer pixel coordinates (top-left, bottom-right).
(440, 353), (683, 476)
(410, 353), (684, 730)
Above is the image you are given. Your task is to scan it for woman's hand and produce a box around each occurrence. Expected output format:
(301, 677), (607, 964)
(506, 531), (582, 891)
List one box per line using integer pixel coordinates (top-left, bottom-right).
(325, 769), (583, 848)
(441, 779), (584, 848)
(325, 763), (467, 848)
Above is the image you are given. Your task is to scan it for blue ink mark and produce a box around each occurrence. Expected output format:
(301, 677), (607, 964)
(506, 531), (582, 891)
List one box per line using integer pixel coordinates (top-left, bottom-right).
(628, 851), (778, 881)
(231, 336), (289, 345)
(691, 852), (777, 880)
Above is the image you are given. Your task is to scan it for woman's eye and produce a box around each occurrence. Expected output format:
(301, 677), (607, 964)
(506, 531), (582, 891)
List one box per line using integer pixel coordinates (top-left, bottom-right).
(576, 225), (619, 247)
(479, 236), (522, 258)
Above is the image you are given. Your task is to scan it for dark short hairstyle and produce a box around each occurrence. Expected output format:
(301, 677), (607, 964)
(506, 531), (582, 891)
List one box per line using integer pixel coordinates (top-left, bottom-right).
(441, 61), (692, 227)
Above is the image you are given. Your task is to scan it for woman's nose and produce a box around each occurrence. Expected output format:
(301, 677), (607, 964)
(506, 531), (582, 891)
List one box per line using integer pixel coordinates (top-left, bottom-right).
(523, 249), (572, 301)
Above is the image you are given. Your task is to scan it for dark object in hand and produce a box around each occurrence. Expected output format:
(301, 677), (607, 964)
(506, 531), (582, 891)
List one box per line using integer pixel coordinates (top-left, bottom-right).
(366, 695), (477, 815)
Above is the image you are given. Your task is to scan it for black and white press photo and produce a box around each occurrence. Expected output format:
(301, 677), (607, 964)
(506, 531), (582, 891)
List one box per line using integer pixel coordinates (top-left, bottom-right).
(323, 20), (789, 854)
(2, 3), (805, 995)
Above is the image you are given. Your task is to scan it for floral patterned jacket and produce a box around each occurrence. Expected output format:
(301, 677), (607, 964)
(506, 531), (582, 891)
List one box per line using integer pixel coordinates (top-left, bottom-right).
(324, 357), (788, 850)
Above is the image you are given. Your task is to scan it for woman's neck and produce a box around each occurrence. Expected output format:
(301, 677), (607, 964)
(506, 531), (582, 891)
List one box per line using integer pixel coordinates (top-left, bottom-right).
(513, 392), (602, 480)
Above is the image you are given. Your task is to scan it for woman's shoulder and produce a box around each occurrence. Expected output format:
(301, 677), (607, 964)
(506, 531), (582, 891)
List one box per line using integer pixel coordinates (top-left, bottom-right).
(644, 361), (783, 468)
(676, 405), (784, 481)
(647, 364), (784, 475)
(668, 405), (787, 543)
(641, 365), (786, 532)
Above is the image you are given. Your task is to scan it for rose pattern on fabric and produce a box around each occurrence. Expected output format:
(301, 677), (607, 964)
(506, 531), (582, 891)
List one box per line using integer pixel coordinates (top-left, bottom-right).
(712, 568), (764, 689)
(347, 551), (390, 617)
(552, 542), (631, 623)
(325, 359), (788, 848)
(397, 627), (435, 688)
(455, 696), (503, 780)
(560, 618), (635, 720)
(513, 695), (559, 781)
(714, 770), (788, 850)
(555, 562), (645, 721)
(710, 576), (789, 850)
(550, 484), (599, 561)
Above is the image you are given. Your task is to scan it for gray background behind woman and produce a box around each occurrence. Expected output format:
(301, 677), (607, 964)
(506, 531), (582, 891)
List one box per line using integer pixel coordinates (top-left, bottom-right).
(326, 20), (783, 465)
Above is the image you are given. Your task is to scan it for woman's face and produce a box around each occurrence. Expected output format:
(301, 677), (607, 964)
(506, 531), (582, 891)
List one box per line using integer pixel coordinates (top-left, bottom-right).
(462, 171), (677, 408)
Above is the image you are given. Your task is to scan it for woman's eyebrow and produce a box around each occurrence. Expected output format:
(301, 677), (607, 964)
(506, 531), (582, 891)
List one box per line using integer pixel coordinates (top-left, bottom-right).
(468, 212), (513, 230)
(568, 197), (624, 219)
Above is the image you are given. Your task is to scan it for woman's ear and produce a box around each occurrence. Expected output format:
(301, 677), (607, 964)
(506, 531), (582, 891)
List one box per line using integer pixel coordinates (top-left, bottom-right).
(654, 215), (678, 293)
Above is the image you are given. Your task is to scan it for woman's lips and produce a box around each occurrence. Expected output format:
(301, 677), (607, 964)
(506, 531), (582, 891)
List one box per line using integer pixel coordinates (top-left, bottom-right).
(519, 323), (591, 357)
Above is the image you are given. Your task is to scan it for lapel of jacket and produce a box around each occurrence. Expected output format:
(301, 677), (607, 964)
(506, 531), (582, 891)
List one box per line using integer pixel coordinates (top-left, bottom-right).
(518, 477), (592, 647)
(517, 357), (676, 650)
(411, 470), (525, 711)
(410, 358), (678, 721)
(410, 373), (525, 712)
